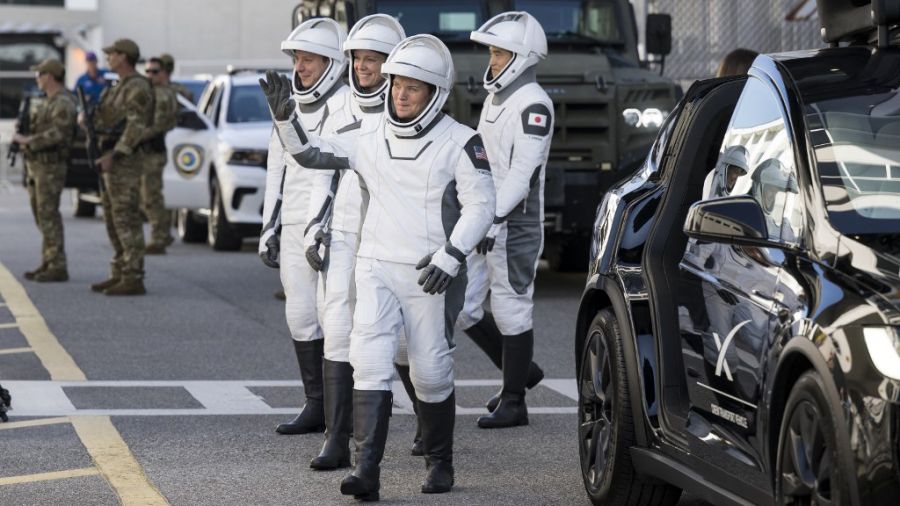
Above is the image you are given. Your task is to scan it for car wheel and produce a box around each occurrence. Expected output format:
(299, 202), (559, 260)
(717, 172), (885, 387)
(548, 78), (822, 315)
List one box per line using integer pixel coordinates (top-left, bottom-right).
(776, 370), (850, 505)
(72, 190), (96, 218)
(177, 208), (207, 243)
(579, 309), (681, 506)
(208, 177), (242, 251)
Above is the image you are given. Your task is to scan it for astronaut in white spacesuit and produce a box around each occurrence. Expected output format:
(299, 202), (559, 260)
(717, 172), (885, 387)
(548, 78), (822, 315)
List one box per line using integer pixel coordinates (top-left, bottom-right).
(260, 34), (495, 499)
(457, 11), (554, 429)
(257, 18), (350, 436)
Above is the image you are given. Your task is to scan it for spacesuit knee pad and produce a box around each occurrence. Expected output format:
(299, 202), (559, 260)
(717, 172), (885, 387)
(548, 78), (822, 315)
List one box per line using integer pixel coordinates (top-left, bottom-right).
(492, 305), (533, 336)
(349, 342), (395, 391)
(285, 297), (322, 342)
(409, 361), (454, 403)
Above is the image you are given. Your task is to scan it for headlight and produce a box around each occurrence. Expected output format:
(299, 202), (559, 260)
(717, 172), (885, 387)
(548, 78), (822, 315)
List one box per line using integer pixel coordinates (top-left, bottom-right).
(227, 148), (267, 167)
(622, 107), (667, 129)
(863, 327), (900, 380)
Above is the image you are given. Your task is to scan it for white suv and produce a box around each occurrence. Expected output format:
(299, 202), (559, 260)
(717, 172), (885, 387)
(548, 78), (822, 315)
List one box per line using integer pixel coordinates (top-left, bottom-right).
(165, 71), (276, 250)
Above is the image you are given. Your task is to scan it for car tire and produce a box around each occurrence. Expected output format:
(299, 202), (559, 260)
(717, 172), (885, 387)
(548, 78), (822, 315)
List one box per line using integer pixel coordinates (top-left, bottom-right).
(72, 190), (97, 218)
(775, 370), (850, 505)
(208, 177), (242, 251)
(578, 309), (681, 506)
(177, 208), (207, 243)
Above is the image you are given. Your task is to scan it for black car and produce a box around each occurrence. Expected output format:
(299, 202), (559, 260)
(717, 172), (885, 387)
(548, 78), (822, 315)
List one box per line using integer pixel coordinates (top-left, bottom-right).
(575, 3), (900, 505)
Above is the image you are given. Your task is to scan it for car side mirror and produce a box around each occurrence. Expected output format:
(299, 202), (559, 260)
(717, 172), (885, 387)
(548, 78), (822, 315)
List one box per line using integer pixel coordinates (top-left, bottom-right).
(646, 14), (672, 56)
(177, 110), (207, 131)
(684, 196), (772, 246)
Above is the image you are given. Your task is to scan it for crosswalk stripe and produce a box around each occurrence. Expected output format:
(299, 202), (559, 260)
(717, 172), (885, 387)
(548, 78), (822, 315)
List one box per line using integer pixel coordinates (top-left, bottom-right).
(0, 346), (33, 355)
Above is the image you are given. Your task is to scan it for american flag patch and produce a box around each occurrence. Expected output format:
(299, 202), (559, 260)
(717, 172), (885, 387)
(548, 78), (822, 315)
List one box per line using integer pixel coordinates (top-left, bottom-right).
(474, 145), (488, 161)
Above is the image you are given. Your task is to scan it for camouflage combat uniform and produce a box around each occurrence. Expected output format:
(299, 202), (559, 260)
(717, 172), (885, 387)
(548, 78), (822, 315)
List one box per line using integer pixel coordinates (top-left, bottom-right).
(25, 90), (77, 276)
(93, 73), (154, 283)
(169, 81), (194, 103)
(140, 82), (178, 249)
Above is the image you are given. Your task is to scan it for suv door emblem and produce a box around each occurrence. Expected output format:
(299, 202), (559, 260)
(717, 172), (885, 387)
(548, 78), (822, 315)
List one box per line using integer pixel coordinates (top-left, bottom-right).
(712, 320), (751, 381)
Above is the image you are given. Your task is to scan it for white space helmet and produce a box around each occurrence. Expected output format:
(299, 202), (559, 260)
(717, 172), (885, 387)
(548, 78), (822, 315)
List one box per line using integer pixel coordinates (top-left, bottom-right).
(381, 34), (454, 137)
(281, 18), (348, 104)
(343, 14), (406, 107)
(470, 11), (547, 92)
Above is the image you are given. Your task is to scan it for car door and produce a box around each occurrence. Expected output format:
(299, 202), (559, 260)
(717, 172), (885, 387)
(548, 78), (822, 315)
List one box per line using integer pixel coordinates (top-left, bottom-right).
(674, 75), (800, 484)
(163, 94), (215, 209)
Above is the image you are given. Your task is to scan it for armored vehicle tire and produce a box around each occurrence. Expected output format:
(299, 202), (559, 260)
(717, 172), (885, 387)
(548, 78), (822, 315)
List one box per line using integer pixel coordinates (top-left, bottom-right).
(208, 177), (242, 251)
(177, 209), (207, 243)
(72, 190), (97, 218)
(578, 309), (681, 506)
(776, 371), (850, 505)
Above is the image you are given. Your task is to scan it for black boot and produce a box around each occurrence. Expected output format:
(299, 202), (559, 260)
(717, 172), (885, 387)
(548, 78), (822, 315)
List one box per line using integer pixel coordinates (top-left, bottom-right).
(276, 340), (325, 434)
(419, 391), (456, 494)
(395, 364), (423, 456)
(310, 360), (353, 470)
(340, 390), (393, 502)
(477, 331), (532, 429)
(465, 314), (544, 412)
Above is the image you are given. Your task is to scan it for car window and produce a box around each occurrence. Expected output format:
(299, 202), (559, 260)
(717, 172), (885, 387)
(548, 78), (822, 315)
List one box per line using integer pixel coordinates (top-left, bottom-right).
(709, 77), (801, 245)
(203, 82), (223, 123)
(225, 85), (270, 123)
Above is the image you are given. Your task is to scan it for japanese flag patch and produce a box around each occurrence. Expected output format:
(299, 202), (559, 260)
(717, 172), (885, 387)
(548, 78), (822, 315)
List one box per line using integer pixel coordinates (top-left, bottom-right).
(521, 103), (553, 136)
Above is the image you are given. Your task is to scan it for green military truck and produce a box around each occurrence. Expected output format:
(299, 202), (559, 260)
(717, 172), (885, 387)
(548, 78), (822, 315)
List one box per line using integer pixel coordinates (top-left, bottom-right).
(294, 0), (679, 271)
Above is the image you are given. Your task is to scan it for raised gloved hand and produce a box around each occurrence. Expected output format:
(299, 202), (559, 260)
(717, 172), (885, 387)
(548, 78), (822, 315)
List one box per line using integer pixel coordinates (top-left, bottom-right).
(259, 70), (295, 122)
(305, 229), (331, 272)
(259, 228), (280, 269)
(416, 244), (465, 295)
(476, 222), (503, 255)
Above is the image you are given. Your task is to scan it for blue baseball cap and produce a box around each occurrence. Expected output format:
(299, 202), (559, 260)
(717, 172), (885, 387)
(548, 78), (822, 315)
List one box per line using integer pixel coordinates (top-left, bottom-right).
(86, 51), (98, 62)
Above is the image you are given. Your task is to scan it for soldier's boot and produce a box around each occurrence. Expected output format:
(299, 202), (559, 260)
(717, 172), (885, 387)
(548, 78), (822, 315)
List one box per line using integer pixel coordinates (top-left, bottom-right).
(103, 277), (146, 296)
(91, 266), (122, 293)
(477, 330), (533, 429)
(419, 391), (455, 494)
(24, 262), (48, 280)
(395, 364), (423, 456)
(340, 390), (392, 502)
(464, 313), (544, 412)
(310, 359), (353, 470)
(145, 243), (167, 255)
(276, 339), (325, 434)
(33, 268), (69, 283)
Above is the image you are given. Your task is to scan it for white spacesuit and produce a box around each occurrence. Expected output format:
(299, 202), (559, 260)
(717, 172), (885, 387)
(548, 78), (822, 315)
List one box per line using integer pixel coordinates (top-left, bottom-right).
(257, 18), (351, 436)
(300, 14), (408, 472)
(260, 34), (495, 498)
(459, 11), (554, 429)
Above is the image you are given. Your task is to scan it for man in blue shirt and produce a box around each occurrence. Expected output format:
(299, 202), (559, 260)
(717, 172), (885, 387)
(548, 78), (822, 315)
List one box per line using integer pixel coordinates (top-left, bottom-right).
(74, 51), (109, 104)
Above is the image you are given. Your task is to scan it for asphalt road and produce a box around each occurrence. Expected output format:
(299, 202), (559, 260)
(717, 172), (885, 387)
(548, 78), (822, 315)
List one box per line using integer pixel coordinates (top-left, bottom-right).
(0, 186), (709, 505)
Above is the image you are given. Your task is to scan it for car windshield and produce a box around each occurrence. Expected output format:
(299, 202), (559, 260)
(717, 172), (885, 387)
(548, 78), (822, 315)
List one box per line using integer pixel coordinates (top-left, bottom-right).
(377, 0), (623, 45)
(226, 84), (269, 123)
(805, 83), (900, 234)
(176, 80), (209, 105)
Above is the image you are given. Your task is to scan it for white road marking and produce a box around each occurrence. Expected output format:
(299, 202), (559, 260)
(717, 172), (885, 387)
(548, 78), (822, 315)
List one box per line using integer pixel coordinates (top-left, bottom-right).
(3, 379), (579, 417)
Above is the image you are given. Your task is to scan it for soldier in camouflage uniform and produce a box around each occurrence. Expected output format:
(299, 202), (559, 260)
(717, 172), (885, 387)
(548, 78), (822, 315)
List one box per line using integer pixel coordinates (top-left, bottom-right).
(159, 53), (194, 102)
(87, 39), (154, 296)
(141, 57), (178, 254)
(14, 59), (77, 283)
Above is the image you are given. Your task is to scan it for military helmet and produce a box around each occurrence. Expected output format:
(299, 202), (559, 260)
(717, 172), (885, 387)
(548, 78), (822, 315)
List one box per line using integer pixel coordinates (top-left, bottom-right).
(381, 34), (454, 137)
(281, 18), (348, 104)
(470, 11), (547, 92)
(344, 14), (406, 107)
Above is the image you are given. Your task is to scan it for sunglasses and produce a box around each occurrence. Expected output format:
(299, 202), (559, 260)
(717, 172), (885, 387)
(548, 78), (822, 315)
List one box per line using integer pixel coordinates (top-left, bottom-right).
(146, 68), (160, 75)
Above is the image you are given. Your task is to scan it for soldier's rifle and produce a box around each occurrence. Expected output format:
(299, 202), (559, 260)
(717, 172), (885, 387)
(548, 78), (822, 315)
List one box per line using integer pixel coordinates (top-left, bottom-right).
(6, 95), (32, 167)
(77, 85), (105, 193)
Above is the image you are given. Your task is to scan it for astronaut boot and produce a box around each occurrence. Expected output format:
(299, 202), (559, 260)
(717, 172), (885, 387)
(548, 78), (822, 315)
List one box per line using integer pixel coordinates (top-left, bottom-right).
(419, 391), (455, 494)
(340, 390), (392, 502)
(103, 276), (145, 296)
(276, 339), (325, 434)
(485, 361), (544, 413)
(477, 331), (533, 429)
(24, 262), (47, 280)
(310, 359), (353, 470)
(395, 364), (423, 456)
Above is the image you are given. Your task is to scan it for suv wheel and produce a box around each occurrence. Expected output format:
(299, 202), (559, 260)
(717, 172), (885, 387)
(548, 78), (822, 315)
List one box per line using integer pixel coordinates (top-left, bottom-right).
(776, 371), (849, 505)
(578, 309), (681, 506)
(208, 177), (242, 251)
(177, 208), (207, 243)
(71, 190), (97, 218)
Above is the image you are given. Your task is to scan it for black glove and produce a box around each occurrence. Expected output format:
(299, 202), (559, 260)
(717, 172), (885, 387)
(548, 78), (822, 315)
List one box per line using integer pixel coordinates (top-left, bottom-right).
(416, 254), (454, 295)
(476, 222), (502, 255)
(259, 70), (295, 122)
(305, 229), (330, 272)
(259, 231), (280, 269)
